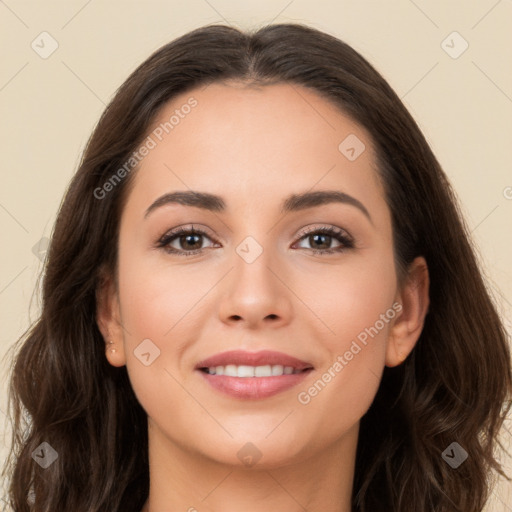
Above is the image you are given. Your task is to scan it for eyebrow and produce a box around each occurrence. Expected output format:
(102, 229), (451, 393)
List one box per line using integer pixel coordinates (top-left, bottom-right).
(144, 189), (372, 223)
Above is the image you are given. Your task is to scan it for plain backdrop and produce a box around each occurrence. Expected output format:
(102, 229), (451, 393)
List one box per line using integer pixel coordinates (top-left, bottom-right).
(0, 1), (511, 510)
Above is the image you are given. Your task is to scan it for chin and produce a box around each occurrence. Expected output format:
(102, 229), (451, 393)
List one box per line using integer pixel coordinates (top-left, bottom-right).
(198, 435), (309, 470)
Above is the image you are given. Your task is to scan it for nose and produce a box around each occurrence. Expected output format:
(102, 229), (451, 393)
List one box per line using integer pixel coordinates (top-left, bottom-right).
(217, 245), (293, 330)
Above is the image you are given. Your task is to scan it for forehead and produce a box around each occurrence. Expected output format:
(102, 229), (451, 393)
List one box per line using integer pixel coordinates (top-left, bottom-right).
(126, 82), (386, 217)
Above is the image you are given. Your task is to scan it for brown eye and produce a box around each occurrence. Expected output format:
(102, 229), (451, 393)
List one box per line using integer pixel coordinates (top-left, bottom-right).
(177, 233), (203, 250)
(294, 226), (354, 255)
(157, 226), (217, 256)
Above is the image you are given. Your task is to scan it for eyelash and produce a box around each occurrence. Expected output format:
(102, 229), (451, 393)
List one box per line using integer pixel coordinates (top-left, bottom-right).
(156, 224), (355, 257)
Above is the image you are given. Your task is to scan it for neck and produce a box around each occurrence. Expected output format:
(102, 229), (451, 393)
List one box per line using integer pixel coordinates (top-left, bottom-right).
(141, 420), (358, 512)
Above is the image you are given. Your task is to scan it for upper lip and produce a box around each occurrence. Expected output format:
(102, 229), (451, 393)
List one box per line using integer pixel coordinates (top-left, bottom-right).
(195, 350), (314, 371)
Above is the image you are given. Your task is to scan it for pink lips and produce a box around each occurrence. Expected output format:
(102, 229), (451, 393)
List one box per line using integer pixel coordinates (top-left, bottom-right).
(195, 350), (314, 400)
(195, 349), (313, 371)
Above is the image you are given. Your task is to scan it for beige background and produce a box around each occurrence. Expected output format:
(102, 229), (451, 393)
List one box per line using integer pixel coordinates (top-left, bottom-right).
(0, 1), (511, 509)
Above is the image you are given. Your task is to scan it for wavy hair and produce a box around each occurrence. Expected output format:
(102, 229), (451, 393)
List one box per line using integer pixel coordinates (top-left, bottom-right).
(2, 22), (511, 512)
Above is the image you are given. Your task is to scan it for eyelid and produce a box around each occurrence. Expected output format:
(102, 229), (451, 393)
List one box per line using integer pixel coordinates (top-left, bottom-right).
(157, 224), (216, 242)
(296, 224), (354, 243)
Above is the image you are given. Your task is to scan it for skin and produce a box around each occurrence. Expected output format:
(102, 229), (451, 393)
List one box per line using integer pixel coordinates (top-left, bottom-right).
(97, 82), (429, 512)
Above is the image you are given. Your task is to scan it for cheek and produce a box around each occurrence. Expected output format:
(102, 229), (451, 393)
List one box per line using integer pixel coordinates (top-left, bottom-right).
(295, 290), (393, 451)
(114, 244), (188, 379)
(116, 247), (200, 339)
(303, 247), (397, 351)
(116, 252), (200, 420)
(295, 251), (396, 427)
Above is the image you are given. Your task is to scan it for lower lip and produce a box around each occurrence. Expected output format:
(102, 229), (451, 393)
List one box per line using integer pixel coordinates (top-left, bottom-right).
(197, 369), (313, 399)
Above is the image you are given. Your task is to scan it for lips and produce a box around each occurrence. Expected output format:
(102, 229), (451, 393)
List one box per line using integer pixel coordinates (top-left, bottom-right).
(195, 350), (314, 400)
(195, 350), (314, 372)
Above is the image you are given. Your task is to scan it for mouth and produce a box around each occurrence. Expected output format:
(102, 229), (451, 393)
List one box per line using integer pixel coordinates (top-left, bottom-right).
(199, 365), (309, 376)
(195, 350), (314, 400)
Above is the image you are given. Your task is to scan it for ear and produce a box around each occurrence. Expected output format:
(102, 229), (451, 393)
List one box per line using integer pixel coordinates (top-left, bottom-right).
(96, 270), (127, 367)
(386, 256), (430, 367)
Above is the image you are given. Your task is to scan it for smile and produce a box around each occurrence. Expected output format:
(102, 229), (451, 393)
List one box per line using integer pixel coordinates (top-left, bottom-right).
(201, 364), (305, 377)
(195, 349), (314, 399)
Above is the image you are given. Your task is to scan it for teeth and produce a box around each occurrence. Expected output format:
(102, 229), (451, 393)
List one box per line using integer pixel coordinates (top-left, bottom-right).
(271, 365), (284, 376)
(237, 365), (255, 377)
(205, 364), (303, 377)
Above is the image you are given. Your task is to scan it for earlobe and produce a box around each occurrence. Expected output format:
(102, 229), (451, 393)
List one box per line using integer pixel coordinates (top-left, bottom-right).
(385, 256), (430, 367)
(96, 272), (127, 367)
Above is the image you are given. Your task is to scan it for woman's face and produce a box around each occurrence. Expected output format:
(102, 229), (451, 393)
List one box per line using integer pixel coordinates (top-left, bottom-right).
(101, 82), (420, 468)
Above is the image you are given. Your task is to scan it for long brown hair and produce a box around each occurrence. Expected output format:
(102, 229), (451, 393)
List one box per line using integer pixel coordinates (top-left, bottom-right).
(2, 23), (511, 512)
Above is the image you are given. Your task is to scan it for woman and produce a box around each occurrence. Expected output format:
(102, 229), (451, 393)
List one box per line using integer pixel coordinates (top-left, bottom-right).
(2, 22), (511, 512)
